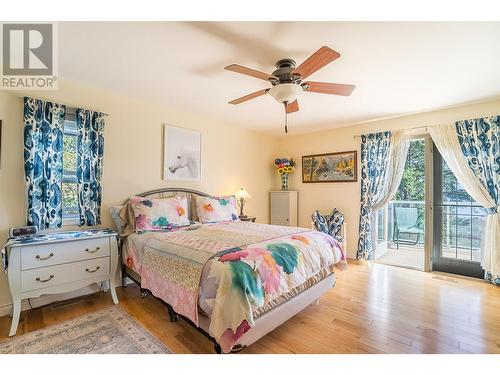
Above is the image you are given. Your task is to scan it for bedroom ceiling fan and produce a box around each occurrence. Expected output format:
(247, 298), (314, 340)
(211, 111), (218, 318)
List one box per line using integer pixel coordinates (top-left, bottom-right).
(225, 46), (355, 133)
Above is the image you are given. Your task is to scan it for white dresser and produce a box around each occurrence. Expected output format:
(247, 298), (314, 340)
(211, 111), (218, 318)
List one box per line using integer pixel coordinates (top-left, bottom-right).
(3, 229), (119, 336)
(270, 190), (298, 226)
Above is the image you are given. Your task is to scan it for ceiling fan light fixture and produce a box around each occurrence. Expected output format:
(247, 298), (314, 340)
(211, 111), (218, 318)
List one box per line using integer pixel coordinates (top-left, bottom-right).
(268, 83), (303, 104)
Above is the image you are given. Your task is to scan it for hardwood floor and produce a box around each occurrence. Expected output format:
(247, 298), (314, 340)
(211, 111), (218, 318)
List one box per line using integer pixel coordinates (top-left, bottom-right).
(1, 260), (499, 353)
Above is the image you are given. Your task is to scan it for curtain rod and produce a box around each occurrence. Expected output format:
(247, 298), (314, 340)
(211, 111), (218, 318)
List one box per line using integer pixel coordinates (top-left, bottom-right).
(17, 95), (109, 116)
(352, 125), (429, 139)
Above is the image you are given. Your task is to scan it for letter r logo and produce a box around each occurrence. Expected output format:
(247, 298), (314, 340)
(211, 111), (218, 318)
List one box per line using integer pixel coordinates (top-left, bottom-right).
(2, 23), (53, 76)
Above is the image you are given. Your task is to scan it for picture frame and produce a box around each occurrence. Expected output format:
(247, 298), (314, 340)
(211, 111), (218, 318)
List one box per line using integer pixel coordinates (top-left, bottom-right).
(302, 150), (357, 183)
(163, 124), (201, 182)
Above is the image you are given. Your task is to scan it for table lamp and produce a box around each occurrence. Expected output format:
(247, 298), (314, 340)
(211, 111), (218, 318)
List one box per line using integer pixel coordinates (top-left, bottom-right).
(235, 188), (251, 218)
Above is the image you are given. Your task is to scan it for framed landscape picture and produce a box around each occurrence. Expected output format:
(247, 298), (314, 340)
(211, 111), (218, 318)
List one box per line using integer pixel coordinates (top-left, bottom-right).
(302, 150), (357, 183)
(163, 124), (201, 181)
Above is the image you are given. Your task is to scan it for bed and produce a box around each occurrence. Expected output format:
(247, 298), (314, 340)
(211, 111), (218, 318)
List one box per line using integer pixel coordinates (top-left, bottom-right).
(117, 188), (346, 353)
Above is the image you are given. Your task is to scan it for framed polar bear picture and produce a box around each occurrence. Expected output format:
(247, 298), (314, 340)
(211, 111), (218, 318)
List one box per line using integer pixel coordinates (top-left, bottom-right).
(163, 124), (201, 181)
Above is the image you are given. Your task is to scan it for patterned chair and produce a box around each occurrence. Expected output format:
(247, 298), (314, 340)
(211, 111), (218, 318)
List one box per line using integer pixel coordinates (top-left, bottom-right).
(311, 208), (347, 253)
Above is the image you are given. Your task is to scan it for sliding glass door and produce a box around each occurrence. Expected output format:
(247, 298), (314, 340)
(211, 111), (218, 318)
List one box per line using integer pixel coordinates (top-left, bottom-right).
(432, 144), (486, 278)
(371, 137), (486, 278)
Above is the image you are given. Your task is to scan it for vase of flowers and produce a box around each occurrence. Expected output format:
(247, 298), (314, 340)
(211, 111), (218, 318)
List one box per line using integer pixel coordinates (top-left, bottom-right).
(274, 158), (296, 191)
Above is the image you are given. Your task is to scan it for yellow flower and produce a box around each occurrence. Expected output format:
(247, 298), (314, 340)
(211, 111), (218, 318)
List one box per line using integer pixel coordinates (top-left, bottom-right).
(278, 167), (285, 174)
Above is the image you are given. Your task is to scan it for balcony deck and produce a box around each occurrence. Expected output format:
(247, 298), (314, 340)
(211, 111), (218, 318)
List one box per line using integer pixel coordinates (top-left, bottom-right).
(374, 243), (481, 271)
(374, 199), (484, 271)
(374, 244), (425, 270)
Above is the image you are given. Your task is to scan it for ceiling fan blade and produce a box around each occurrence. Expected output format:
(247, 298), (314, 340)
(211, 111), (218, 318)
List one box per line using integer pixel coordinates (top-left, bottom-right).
(293, 46), (341, 79)
(286, 100), (299, 114)
(228, 89), (269, 105)
(303, 81), (356, 96)
(225, 64), (272, 81)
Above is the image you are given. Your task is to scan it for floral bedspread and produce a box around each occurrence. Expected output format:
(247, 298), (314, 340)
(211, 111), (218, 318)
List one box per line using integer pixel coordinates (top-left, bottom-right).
(134, 221), (346, 353)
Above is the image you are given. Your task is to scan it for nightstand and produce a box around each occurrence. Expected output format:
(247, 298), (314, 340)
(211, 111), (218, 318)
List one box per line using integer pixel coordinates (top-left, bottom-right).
(2, 229), (119, 336)
(239, 216), (256, 222)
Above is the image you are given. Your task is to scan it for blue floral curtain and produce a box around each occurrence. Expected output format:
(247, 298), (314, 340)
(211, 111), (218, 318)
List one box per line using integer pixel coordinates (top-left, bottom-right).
(23, 97), (66, 229)
(357, 131), (392, 260)
(76, 109), (106, 226)
(455, 115), (500, 285)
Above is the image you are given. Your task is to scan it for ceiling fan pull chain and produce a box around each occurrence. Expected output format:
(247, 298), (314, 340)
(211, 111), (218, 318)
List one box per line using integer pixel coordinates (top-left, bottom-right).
(284, 103), (288, 133)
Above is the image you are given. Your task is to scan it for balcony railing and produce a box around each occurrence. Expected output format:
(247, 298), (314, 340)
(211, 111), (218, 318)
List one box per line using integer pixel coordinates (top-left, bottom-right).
(378, 200), (486, 261)
(385, 200), (424, 245)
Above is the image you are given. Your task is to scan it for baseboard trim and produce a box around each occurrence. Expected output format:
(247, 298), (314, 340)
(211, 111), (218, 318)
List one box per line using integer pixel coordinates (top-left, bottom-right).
(0, 301), (26, 317)
(0, 271), (133, 318)
(0, 284), (103, 318)
(0, 268), (126, 318)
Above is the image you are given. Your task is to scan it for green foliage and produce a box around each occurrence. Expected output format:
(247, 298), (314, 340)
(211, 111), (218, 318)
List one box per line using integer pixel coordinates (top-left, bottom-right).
(396, 138), (473, 203)
(62, 133), (78, 215)
(63, 135), (77, 173)
(395, 140), (425, 201)
(394, 140), (425, 230)
(397, 168), (425, 201)
(62, 182), (78, 215)
(442, 163), (472, 203)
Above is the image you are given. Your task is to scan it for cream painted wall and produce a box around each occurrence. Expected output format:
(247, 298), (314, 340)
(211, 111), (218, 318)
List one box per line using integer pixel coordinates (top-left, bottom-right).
(0, 91), (27, 311)
(0, 80), (278, 308)
(276, 99), (500, 259)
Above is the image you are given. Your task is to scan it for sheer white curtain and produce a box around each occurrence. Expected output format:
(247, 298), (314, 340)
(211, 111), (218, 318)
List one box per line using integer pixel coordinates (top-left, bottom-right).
(370, 131), (410, 253)
(428, 123), (500, 278)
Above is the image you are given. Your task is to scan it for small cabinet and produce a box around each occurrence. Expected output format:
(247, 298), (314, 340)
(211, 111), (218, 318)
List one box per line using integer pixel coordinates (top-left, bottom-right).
(270, 191), (298, 226)
(5, 230), (119, 337)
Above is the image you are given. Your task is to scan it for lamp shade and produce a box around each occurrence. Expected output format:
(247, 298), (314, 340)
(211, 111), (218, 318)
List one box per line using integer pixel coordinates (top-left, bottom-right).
(235, 188), (251, 199)
(268, 83), (303, 104)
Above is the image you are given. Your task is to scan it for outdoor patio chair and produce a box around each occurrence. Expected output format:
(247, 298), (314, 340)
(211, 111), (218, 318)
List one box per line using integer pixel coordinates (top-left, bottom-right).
(393, 206), (424, 249)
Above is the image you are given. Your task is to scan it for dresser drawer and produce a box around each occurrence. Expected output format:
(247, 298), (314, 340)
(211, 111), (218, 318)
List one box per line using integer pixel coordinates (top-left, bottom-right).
(21, 257), (110, 292)
(21, 237), (111, 270)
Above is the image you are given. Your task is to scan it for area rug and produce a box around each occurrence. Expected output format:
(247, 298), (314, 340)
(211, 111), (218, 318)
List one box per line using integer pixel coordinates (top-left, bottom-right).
(0, 306), (172, 354)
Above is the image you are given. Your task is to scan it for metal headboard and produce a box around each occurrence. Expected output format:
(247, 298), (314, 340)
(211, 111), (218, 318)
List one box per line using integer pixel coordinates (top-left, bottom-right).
(128, 187), (212, 201)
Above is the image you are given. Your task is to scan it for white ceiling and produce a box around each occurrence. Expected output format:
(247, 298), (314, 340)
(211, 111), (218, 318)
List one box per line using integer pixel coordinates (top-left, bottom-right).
(59, 22), (500, 136)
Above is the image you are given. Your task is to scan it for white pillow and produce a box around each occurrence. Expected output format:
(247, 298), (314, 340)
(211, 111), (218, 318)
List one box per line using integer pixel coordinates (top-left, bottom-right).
(109, 205), (125, 235)
(195, 196), (239, 224)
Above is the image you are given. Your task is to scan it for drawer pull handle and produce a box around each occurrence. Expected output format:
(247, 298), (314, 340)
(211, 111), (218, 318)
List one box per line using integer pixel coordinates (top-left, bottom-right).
(35, 253), (54, 260)
(85, 247), (100, 254)
(36, 275), (54, 282)
(86, 266), (101, 273)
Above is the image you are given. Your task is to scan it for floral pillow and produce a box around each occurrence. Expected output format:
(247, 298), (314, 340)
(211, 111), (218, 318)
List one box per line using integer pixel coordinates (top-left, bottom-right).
(130, 195), (190, 231)
(195, 196), (239, 224)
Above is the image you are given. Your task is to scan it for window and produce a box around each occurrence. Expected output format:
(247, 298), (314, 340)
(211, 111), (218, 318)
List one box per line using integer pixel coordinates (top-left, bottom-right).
(438, 158), (487, 262)
(433, 144), (486, 278)
(376, 207), (386, 244)
(62, 110), (79, 225)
